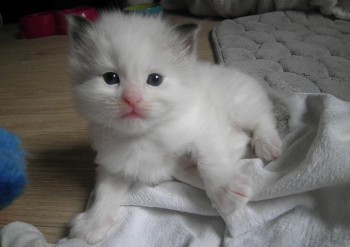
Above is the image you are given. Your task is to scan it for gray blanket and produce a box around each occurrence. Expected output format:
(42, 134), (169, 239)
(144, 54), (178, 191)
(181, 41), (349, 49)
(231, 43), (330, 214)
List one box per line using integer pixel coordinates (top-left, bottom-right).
(212, 11), (350, 102)
(1, 11), (350, 247)
(162, 0), (350, 20)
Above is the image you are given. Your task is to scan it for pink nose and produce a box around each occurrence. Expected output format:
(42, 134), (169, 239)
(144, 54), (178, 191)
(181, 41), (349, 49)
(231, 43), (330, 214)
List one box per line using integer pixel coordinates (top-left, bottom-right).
(123, 97), (141, 108)
(122, 92), (142, 108)
(122, 85), (143, 108)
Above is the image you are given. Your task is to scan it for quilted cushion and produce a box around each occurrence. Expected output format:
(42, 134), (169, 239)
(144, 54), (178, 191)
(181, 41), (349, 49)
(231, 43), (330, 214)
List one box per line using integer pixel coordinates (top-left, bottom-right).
(212, 11), (350, 101)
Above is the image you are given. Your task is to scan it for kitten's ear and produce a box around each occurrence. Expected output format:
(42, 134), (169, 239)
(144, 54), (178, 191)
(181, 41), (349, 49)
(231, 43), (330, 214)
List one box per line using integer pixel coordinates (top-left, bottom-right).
(174, 23), (199, 56)
(66, 15), (94, 48)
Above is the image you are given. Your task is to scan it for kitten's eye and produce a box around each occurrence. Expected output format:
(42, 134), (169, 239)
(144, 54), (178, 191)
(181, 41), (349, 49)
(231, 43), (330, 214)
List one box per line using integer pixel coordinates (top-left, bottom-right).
(147, 73), (163, 87)
(102, 72), (120, 85)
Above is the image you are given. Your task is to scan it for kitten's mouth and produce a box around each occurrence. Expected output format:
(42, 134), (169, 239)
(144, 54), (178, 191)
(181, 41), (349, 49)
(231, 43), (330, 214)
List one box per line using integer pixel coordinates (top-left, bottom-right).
(120, 109), (146, 120)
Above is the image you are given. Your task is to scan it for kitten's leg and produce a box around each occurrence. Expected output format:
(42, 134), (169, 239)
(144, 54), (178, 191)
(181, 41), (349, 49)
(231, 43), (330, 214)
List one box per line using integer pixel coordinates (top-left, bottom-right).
(250, 114), (282, 162)
(174, 156), (204, 189)
(69, 167), (132, 244)
(200, 166), (252, 215)
(194, 131), (252, 215)
(233, 93), (282, 162)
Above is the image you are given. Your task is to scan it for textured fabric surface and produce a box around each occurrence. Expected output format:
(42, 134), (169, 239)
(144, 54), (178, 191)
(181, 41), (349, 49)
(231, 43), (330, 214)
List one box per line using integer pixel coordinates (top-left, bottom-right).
(212, 11), (350, 102)
(162, 0), (350, 20)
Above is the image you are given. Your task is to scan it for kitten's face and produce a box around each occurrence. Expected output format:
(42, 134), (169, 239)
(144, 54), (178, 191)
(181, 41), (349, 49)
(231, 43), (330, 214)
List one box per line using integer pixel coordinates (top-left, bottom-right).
(68, 13), (198, 135)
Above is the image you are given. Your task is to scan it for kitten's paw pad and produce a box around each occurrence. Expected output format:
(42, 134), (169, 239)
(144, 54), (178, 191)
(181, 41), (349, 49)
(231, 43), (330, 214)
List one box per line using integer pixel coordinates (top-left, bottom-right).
(69, 212), (116, 244)
(253, 135), (282, 162)
(209, 175), (252, 215)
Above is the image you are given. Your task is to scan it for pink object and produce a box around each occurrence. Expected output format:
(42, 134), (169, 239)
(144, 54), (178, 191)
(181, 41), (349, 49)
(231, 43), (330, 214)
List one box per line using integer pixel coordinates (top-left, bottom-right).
(18, 6), (99, 39)
(18, 12), (56, 39)
(122, 90), (143, 108)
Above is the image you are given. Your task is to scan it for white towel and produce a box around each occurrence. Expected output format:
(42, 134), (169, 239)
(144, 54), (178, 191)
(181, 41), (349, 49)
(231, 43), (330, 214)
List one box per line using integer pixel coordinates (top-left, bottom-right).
(2, 93), (350, 246)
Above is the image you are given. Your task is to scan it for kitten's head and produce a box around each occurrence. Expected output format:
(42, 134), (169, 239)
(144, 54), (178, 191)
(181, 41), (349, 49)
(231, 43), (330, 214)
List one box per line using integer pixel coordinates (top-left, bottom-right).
(67, 12), (198, 135)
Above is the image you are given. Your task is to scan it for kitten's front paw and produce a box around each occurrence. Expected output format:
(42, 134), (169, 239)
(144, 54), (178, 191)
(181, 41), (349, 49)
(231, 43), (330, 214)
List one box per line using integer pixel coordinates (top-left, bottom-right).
(208, 174), (252, 215)
(69, 212), (116, 244)
(253, 134), (282, 162)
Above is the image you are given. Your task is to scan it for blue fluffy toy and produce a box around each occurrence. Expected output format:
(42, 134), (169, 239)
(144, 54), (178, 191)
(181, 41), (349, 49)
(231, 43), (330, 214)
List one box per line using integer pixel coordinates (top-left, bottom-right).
(0, 128), (27, 209)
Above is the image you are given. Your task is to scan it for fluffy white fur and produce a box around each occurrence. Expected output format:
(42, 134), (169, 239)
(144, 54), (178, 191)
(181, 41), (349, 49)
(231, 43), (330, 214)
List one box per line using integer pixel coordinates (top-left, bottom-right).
(67, 12), (282, 244)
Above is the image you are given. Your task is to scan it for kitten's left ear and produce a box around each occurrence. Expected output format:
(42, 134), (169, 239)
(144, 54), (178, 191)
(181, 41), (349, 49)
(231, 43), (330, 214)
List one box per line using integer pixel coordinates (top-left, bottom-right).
(174, 23), (199, 56)
(66, 15), (94, 48)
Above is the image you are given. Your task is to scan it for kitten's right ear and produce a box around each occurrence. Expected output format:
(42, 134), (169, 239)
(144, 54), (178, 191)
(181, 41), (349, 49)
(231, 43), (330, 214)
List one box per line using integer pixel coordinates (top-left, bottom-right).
(66, 15), (93, 47)
(174, 23), (199, 56)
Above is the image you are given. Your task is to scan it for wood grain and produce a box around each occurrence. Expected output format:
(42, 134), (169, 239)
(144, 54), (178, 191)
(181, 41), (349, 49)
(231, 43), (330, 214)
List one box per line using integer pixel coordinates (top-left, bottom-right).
(0, 11), (219, 243)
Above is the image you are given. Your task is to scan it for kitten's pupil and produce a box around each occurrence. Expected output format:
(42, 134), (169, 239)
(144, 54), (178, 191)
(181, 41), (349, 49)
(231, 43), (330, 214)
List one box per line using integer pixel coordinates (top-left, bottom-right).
(103, 72), (120, 85)
(147, 73), (163, 87)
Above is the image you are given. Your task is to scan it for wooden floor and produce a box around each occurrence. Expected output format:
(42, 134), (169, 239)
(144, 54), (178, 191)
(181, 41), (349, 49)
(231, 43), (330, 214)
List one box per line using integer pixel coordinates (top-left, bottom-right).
(0, 10), (220, 243)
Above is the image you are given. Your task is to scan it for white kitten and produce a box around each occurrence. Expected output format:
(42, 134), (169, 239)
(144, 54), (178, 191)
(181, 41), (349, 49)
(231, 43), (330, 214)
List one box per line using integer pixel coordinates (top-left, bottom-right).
(67, 12), (282, 244)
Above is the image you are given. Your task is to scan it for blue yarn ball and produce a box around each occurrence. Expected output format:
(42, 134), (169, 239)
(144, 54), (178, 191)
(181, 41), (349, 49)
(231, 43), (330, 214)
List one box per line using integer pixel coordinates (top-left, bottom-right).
(0, 128), (27, 209)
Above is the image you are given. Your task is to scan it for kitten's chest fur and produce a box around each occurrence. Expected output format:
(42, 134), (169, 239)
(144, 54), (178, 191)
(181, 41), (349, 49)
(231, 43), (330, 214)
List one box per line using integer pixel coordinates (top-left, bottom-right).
(90, 108), (200, 184)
